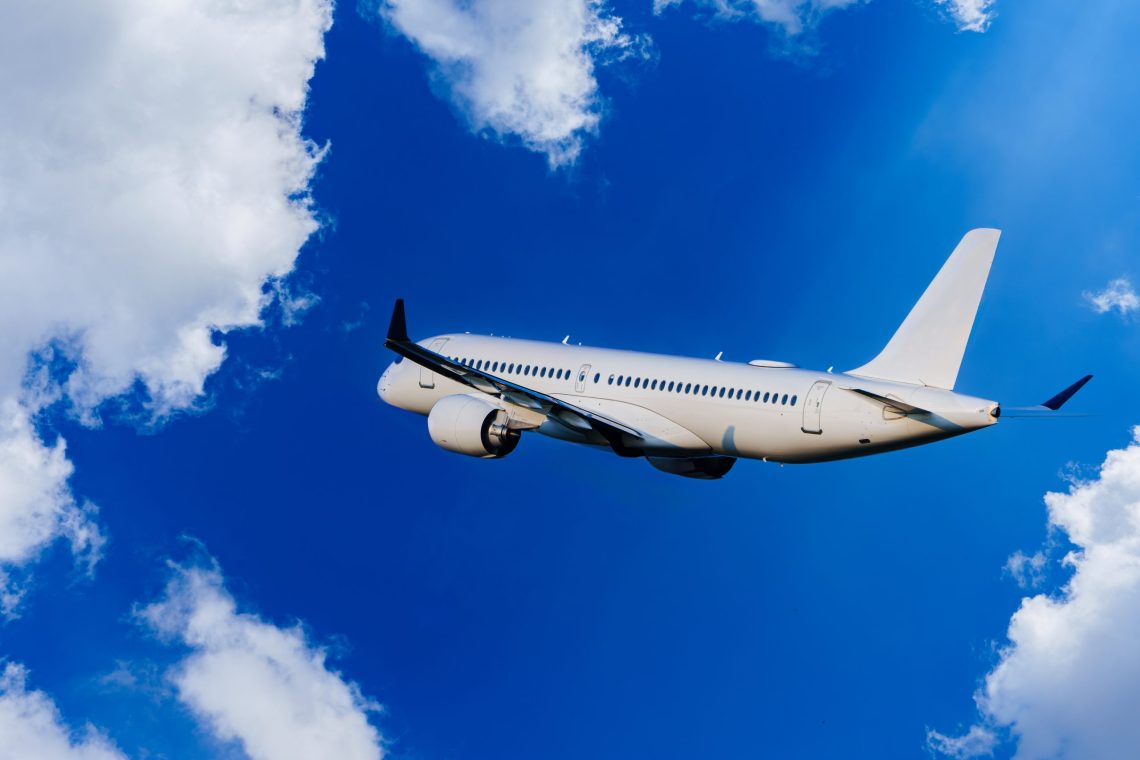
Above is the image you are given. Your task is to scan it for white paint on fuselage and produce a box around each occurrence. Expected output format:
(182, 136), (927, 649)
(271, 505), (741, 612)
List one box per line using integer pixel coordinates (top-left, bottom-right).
(378, 334), (999, 464)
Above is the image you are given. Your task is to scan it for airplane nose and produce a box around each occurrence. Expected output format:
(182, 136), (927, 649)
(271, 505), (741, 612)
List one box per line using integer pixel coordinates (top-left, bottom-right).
(990, 405), (1001, 419)
(377, 365), (393, 402)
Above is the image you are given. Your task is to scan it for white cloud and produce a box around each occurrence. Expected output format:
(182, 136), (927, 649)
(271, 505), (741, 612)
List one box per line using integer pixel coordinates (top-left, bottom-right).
(657, 0), (993, 37)
(1004, 549), (1047, 590)
(936, 0), (995, 33)
(0, 402), (104, 616)
(0, 662), (125, 760)
(380, 0), (649, 167)
(137, 557), (384, 760)
(655, 0), (861, 36)
(934, 428), (1140, 759)
(1083, 277), (1139, 317)
(0, 0), (332, 608)
(926, 724), (998, 759)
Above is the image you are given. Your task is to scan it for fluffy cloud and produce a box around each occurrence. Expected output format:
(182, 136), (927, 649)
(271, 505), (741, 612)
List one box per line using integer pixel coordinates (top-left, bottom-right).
(380, 0), (649, 167)
(932, 428), (1140, 759)
(137, 558), (384, 760)
(0, 0), (331, 607)
(0, 402), (103, 616)
(0, 662), (125, 760)
(1083, 277), (1139, 317)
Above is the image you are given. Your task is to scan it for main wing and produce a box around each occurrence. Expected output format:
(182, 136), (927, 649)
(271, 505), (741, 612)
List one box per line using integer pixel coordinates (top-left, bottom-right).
(384, 299), (647, 454)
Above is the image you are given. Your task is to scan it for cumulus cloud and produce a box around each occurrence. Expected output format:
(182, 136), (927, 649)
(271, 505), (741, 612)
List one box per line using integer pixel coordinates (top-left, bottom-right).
(137, 557), (384, 760)
(380, 0), (649, 167)
(0, 662), (125, 760)
(1083, 277), (1139, 317)
(934, 428), (1140, 759)
(0, 402), (104, 616)
(0, 0), (331, 608)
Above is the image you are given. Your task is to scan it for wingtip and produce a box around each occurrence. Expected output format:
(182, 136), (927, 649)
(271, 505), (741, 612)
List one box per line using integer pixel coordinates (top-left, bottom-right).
(387, 298), (409, 343)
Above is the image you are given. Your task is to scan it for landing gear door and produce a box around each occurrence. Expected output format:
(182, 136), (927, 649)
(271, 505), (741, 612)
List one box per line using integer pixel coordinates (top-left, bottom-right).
(801, 380), (830, 434)
(419, 338), (449, 388)
(575, 364), (591, 394)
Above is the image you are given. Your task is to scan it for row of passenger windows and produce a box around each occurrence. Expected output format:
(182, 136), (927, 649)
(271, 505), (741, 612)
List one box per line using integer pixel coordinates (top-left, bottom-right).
(603, 373), (797, 406)
(451, 356), (572, 380)
(448, 355), (796, 407)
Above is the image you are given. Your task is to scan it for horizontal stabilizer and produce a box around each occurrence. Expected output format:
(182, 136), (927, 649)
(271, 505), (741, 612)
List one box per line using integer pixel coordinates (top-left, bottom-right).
(1042, 374), (1093, 410)
(849, 229), (1000, 389)
(1000, 375), (1093, 417)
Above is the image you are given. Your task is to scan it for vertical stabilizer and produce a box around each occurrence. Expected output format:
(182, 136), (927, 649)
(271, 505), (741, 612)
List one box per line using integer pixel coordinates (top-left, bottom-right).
(848, 228), (1000, 390)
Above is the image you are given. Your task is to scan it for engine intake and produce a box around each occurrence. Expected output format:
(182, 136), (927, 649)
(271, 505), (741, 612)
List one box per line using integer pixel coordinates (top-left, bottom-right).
(427, 394), (520, 459)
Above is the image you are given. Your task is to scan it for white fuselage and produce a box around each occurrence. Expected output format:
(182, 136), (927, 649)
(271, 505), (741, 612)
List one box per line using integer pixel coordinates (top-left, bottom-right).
(377, 334), (999, 464)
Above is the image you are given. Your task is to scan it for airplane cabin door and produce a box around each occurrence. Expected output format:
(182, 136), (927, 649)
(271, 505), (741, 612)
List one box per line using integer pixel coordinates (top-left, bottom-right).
(419, 338), (448, 388)
(575, 364), (591, 393)
(801, 380), (830, 434)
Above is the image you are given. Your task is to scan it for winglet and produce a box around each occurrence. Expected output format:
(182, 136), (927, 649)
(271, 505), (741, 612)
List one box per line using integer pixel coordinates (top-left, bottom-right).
(1042, 374), (1093, 410)
(387, 299), (409, 343)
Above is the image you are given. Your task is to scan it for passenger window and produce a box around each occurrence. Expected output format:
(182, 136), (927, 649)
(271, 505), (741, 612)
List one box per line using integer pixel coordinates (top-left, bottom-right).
(540, 367), (546, 378)
(791, 395), (798, 406)
(719, 387), (726, 398)
(782, 394), (788, 404)
(667, 381), (674, 391)
(745, 390), (751, 401)
(625, 376), (632, 387)
(593, 373), (600, 383)
(650, 380), (656, 390)
(701, 385), (709, 396)
(608, 374), (615, 385)
(763, 392), (770, 402)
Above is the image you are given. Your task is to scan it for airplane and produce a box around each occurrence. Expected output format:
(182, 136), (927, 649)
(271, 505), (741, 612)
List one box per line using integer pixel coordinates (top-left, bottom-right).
(377, 229), (1091, 479)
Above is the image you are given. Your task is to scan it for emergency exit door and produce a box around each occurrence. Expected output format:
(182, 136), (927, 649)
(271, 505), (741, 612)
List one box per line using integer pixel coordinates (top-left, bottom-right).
(801, 380), (830, 434)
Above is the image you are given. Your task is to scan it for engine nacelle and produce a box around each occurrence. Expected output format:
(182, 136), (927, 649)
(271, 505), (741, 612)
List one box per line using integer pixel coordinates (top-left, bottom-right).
(427, 394), (520, 459)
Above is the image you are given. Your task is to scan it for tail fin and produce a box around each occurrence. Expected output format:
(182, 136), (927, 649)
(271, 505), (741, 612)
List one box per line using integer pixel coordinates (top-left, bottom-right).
(848, 228), (1000, 390)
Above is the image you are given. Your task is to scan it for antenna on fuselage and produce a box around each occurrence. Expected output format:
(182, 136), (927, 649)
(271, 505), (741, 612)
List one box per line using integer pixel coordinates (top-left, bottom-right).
(562, 335), (569, 344)
(714, 351), (723, 362)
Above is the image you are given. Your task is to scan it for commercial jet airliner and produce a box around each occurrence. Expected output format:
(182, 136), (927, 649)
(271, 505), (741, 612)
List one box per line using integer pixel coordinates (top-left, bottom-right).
(377, 229), (1090, 478)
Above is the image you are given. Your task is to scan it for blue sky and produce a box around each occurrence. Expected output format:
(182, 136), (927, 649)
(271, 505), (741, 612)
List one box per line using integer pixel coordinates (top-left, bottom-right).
(2, 1), (1140, 758)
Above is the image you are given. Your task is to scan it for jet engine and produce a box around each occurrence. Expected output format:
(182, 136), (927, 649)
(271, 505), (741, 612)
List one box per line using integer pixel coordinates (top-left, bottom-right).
(427, 394), (520, 459)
